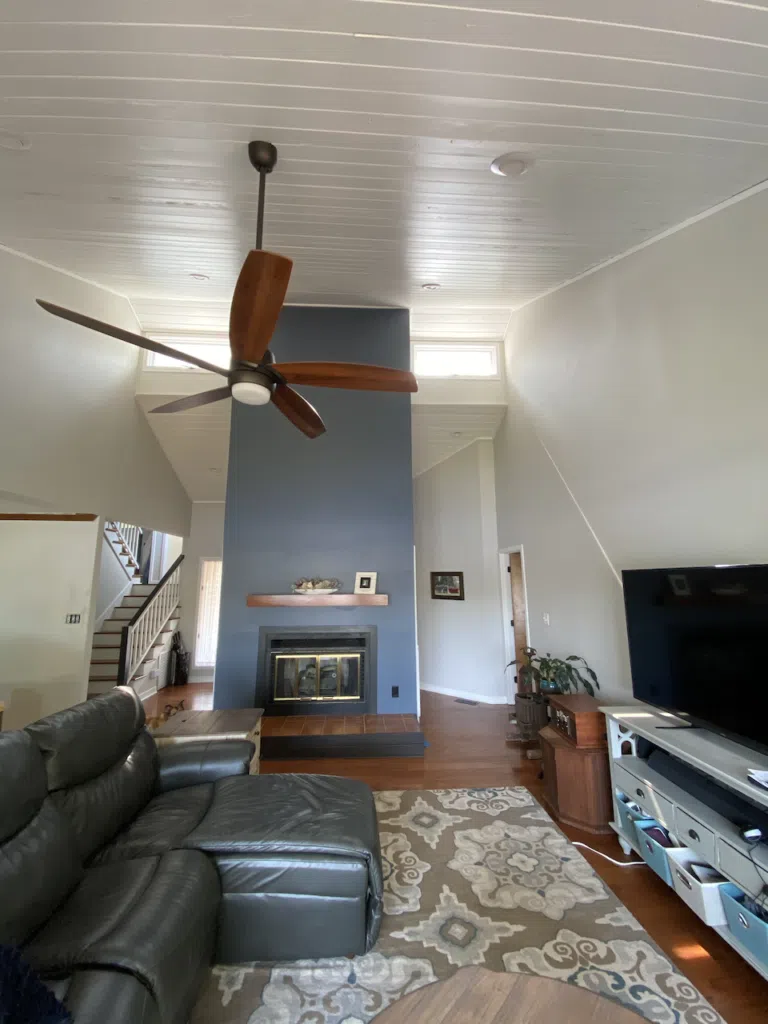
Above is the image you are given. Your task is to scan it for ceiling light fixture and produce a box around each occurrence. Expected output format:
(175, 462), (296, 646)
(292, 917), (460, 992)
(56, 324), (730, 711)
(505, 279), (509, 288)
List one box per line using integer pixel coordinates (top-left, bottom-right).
(0, 131), (30, 151)
(451, 431), (463, 437)
(421, 282), (440, 291)
(189, 272), (210, 281)
(490, 154), (531, 178)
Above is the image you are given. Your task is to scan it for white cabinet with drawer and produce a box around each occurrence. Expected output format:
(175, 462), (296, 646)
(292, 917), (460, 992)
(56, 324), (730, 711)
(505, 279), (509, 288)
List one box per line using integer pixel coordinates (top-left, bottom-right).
(613, 761), (675, 829)
(605, 706), (768, 984)
(675, 808), (716, 867)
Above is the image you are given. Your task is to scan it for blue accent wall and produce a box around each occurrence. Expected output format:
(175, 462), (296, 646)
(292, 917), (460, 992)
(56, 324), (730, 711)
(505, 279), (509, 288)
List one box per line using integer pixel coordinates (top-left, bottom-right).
(214, 306), (417, 714)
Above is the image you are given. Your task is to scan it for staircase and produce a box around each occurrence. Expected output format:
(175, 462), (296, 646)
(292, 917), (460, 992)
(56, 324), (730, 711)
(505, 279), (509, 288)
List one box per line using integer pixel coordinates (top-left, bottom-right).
(89, 584), (181, 701)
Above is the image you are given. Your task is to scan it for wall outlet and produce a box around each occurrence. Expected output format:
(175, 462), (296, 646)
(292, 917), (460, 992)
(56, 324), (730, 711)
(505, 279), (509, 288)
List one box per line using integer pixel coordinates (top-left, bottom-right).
(65, 613), (81, 624)
(391, 685), (399, 698)
(542, 612), (550, 626)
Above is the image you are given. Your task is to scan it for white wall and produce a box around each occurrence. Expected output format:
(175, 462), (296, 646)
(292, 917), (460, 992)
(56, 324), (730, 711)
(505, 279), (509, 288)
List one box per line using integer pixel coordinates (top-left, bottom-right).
(414, 441), (506, 703)
(0, 246), (190, 536)
(495, 184), (768, 701)
(0, 519), (100, 729)
(94, 531), (133, 626)
(179, 502), (225, 681)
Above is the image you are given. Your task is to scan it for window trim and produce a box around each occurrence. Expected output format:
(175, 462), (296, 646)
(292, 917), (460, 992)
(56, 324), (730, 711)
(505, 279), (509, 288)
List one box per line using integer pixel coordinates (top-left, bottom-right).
(143, 337), (230, 372)
(411, 342), (500, 380)
(194, 557), (223, 669)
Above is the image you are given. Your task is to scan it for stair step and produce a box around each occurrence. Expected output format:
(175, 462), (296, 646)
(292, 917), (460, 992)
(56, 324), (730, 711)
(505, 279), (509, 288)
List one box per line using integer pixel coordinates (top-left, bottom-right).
(131, 584), (154, 597)
(92, 634), (122, 647)
(91, 650), (120, 663)
(121, 595), (146, 608)
(100, 619), (126, 633)
(111, 607), (137, 620)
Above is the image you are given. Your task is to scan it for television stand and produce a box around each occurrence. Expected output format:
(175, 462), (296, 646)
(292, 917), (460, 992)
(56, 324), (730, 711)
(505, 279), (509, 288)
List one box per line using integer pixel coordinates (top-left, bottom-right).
(655, 724), (700, 731)
(603, 704), (768, 983)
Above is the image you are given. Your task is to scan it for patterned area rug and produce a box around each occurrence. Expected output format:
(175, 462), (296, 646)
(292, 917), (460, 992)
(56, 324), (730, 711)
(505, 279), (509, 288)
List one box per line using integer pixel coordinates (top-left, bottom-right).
(191, 788), (725, 1024)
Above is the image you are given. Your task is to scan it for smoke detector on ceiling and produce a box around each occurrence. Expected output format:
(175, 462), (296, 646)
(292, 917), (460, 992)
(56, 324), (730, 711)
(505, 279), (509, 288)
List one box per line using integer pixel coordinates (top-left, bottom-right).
(490, 154), (531, 178)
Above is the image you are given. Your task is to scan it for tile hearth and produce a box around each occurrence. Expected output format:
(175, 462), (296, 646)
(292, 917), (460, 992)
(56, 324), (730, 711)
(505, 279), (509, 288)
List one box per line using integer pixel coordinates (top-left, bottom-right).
(261, 713), (419, 737)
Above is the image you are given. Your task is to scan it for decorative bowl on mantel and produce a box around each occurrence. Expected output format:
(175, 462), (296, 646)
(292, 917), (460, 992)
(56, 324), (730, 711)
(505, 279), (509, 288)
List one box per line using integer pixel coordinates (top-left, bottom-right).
(292, 577), (342, 595)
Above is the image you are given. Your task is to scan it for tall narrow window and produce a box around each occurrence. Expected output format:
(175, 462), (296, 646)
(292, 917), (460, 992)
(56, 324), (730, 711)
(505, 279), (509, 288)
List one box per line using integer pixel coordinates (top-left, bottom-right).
(196, 559), (222, 667)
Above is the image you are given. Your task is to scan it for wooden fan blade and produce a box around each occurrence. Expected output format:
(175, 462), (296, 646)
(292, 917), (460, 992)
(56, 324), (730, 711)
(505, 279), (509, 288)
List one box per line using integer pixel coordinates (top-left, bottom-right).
(273, 361), (418, 393)
(36, 300), (230, 377)
(229, 250), (293, 364)
(151, 387), (231, 414)
(271, 383), (326, 439)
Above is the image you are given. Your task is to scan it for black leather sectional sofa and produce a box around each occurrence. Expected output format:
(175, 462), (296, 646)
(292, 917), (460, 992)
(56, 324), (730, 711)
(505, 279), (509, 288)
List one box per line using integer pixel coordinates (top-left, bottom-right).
(0, 687), (383, 1023)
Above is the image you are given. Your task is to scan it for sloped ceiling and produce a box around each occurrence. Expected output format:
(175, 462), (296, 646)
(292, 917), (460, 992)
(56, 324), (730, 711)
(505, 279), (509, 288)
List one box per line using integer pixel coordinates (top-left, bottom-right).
(2, 0), (768, 342)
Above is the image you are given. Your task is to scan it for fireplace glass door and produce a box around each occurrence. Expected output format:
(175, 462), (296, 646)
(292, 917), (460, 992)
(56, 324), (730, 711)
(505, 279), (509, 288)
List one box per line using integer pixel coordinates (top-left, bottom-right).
(273, 651), (362, 702)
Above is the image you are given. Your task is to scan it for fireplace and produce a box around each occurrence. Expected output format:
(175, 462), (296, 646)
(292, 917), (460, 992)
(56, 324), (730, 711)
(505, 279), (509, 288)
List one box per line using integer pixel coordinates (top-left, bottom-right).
(257, 627), (376, 716)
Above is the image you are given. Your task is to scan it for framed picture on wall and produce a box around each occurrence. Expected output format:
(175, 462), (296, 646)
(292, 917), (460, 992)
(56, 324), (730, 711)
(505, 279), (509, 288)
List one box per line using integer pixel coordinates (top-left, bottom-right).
(430, 572), (465, 601)
(354, 571), (378, 594)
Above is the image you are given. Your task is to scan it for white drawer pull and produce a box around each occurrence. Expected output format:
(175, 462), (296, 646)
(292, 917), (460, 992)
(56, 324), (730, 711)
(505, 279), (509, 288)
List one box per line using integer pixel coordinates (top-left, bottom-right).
(688, 828), (700, 843)
(738, 912), (750, 930)
(676, 869), (692, 890)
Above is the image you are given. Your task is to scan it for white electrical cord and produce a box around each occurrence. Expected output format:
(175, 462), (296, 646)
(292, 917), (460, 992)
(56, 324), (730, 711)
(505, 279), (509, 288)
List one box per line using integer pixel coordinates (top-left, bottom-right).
(572, 841), (645, 867)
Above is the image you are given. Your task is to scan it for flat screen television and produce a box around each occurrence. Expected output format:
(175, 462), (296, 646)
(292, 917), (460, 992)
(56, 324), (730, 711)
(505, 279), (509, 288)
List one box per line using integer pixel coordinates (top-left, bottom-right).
(622, 564), (768, 754)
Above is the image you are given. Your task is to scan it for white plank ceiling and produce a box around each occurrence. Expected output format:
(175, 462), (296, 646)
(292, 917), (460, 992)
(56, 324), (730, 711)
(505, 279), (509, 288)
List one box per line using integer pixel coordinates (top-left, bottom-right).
(3, 0), (768, 345)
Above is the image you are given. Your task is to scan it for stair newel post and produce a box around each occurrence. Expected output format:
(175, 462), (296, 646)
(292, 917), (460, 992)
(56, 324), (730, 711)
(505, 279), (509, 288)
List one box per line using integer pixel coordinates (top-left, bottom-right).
(117, 624), (130, 686)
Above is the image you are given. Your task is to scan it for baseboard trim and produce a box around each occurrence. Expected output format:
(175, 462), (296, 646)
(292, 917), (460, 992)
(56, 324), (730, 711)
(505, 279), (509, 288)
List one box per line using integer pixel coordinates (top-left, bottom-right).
(420, 684), (509, 705)
(262, 731), (425, 759)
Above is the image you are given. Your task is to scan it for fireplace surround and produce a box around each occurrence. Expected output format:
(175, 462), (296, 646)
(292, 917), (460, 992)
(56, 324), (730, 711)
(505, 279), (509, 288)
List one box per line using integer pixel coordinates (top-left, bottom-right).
(257, 626), (377, 716)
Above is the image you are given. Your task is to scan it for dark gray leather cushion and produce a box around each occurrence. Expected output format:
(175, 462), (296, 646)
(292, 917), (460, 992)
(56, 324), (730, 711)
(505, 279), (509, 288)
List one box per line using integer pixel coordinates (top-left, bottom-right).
(0, 730), (47, 840)
(0, 732), (83, 945)
(47, 970), (161, 1024)
(183, 773), (383, 950)
(26, 687), (159, 862)
(156, 739), (255, 792)
(26, 850), (219, 1024)
(215, 852), (368, 962)
(92, 783), (214, 865)
(26, 686), (146, 789)
(51, 730), (159, 863)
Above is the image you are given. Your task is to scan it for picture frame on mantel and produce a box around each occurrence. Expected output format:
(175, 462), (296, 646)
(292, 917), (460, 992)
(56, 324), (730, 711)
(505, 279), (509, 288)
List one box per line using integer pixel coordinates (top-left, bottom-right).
(354, 571), (378, 594)
(431, 572), (465, 600)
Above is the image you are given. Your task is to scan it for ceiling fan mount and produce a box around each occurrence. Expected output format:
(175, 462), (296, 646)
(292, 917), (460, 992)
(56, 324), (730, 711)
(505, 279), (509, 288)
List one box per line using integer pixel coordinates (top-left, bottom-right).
(35, 140), (417, 439)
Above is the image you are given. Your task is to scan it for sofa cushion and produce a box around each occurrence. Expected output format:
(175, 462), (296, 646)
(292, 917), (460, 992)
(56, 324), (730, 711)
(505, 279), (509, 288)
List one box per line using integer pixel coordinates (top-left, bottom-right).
(215, 852), (369, 962)
(25, 850), (219, 1024)
(47, 970), (161, 1024)
(181, 773), (384, 951)
(0, 732), (83, 945)
(92, 783), (214, 865)
(26, 688), (158, 862)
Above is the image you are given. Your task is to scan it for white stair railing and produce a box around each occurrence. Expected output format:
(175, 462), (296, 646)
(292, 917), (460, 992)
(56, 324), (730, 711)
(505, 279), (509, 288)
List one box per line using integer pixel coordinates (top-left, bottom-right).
(118, 555), (183, 687)
(108, 520), (141, 568)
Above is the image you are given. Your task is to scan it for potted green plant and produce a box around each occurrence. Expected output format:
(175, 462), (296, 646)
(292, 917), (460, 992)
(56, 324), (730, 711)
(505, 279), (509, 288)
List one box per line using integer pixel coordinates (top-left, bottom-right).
(508, 647), (599, 740)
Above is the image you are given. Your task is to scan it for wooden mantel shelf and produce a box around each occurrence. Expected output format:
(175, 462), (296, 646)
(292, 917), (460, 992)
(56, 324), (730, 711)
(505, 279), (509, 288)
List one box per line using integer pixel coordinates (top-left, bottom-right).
(247, 593), (389, 607)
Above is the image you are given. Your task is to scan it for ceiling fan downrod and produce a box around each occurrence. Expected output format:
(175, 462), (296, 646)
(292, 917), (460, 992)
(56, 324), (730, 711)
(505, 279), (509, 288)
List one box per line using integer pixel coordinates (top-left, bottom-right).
(248, 140), (278, 251)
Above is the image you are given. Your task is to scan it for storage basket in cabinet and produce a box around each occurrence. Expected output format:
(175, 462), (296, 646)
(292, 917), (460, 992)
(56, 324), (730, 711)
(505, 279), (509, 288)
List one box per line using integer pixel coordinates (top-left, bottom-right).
(616, 797), (654, 844)
(634, 820), (674, 886)
(666, 847), (727, 927)
(721, 884), (768, 967)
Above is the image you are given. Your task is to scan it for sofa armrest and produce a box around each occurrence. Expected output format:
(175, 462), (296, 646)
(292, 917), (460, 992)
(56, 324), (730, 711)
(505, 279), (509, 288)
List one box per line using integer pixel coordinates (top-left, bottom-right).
(156, 739), (255, 792)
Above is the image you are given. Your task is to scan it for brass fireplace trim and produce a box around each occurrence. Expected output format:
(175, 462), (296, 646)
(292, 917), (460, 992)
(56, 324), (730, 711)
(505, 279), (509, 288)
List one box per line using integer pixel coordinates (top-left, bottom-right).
(273, 652), (362, 702)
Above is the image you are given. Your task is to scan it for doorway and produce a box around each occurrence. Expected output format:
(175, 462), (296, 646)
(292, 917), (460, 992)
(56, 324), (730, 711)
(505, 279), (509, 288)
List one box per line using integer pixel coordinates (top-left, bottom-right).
(499, 548), (530, 703)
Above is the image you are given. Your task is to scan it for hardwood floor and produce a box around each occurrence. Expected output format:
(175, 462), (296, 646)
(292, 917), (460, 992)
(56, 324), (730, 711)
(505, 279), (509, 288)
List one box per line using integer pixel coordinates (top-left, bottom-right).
(145, 685), (768, 1022)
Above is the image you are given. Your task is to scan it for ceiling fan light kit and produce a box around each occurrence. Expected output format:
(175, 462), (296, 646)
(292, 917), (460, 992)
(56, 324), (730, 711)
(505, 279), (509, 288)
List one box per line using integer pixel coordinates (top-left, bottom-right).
(35, 141), (417, 439)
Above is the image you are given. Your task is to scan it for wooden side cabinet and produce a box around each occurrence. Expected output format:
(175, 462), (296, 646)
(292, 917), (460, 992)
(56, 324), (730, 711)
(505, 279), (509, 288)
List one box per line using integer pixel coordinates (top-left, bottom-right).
(539, 725), (613, 834)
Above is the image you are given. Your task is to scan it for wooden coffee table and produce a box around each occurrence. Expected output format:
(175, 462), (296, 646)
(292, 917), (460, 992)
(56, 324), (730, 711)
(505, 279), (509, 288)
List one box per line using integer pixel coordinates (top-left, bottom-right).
(372, 967), (644, 1022)
(151, 708), (263, 774)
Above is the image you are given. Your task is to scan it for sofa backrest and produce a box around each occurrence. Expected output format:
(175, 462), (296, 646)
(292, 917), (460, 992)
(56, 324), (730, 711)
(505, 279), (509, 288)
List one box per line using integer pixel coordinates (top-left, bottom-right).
(0, 730), (83, 945)
(25, 687), (158, 862)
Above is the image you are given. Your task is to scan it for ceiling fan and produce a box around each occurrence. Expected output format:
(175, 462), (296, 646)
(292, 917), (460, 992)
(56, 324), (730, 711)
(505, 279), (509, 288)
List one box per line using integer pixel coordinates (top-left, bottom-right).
(36, 141), (417, 439)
